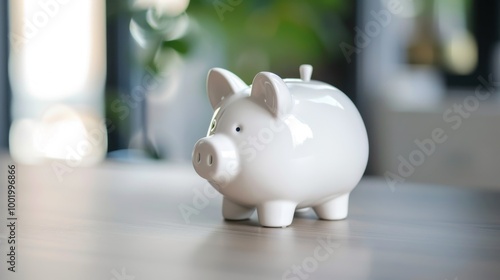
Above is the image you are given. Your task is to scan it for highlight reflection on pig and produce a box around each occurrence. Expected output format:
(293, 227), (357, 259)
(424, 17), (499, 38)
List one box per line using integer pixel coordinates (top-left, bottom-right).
(192, 65), (368, 227)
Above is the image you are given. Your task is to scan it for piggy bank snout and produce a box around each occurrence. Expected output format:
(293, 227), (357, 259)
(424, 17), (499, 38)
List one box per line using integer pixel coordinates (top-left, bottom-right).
(192, 135), (240, 185)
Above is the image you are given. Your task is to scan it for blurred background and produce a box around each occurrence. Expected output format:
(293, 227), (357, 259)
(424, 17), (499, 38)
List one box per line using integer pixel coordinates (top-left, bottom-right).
(0, 0), (499, 189)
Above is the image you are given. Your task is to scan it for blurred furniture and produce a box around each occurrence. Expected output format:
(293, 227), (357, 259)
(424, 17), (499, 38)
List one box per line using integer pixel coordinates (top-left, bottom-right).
(358, 0), (500, 189)
(372, 99), (500, 190)
(1, 155), (499, 280)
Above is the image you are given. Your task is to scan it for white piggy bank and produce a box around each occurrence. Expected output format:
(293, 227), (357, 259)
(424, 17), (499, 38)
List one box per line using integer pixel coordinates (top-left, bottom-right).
(192, 65), (368, 227)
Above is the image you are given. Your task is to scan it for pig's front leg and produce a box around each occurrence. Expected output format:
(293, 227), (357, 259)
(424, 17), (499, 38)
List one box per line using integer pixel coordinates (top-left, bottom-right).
(313, 193), (349, 220)
(222, 197), (255, 221)
(257, 201), (296, 228)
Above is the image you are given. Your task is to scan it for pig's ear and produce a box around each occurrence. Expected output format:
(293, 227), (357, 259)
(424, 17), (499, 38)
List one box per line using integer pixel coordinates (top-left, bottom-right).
(250, 72), (292, 118)
(207, 68), (247, 110)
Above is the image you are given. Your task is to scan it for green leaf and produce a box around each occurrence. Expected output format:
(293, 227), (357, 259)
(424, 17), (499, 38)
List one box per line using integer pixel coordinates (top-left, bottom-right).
(161, 38), (190, 55)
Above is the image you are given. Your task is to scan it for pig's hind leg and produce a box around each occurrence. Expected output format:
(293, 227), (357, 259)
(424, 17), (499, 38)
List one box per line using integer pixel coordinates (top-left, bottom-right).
(313, 193), (349, 220)
(222, 197), (255, 220)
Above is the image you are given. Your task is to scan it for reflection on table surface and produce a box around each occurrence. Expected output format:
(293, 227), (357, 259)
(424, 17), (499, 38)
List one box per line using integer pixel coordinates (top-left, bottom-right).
(1, 158), (499, 280)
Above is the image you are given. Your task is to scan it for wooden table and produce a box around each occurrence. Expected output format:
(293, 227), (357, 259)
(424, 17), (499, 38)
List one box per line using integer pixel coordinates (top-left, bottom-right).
(1, 158), (499, 280)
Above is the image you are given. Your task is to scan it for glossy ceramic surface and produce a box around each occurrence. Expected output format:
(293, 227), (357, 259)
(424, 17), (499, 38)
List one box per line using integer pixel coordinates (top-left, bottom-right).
(192, 65), (369, 227)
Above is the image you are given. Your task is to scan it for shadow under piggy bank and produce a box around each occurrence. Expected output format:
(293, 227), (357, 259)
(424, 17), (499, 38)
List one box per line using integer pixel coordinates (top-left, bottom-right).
(185, 217), (373, 280)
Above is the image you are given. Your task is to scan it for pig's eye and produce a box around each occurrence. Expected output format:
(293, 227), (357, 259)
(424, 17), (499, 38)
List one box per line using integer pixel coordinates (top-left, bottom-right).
(235, 126), (241, 132)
